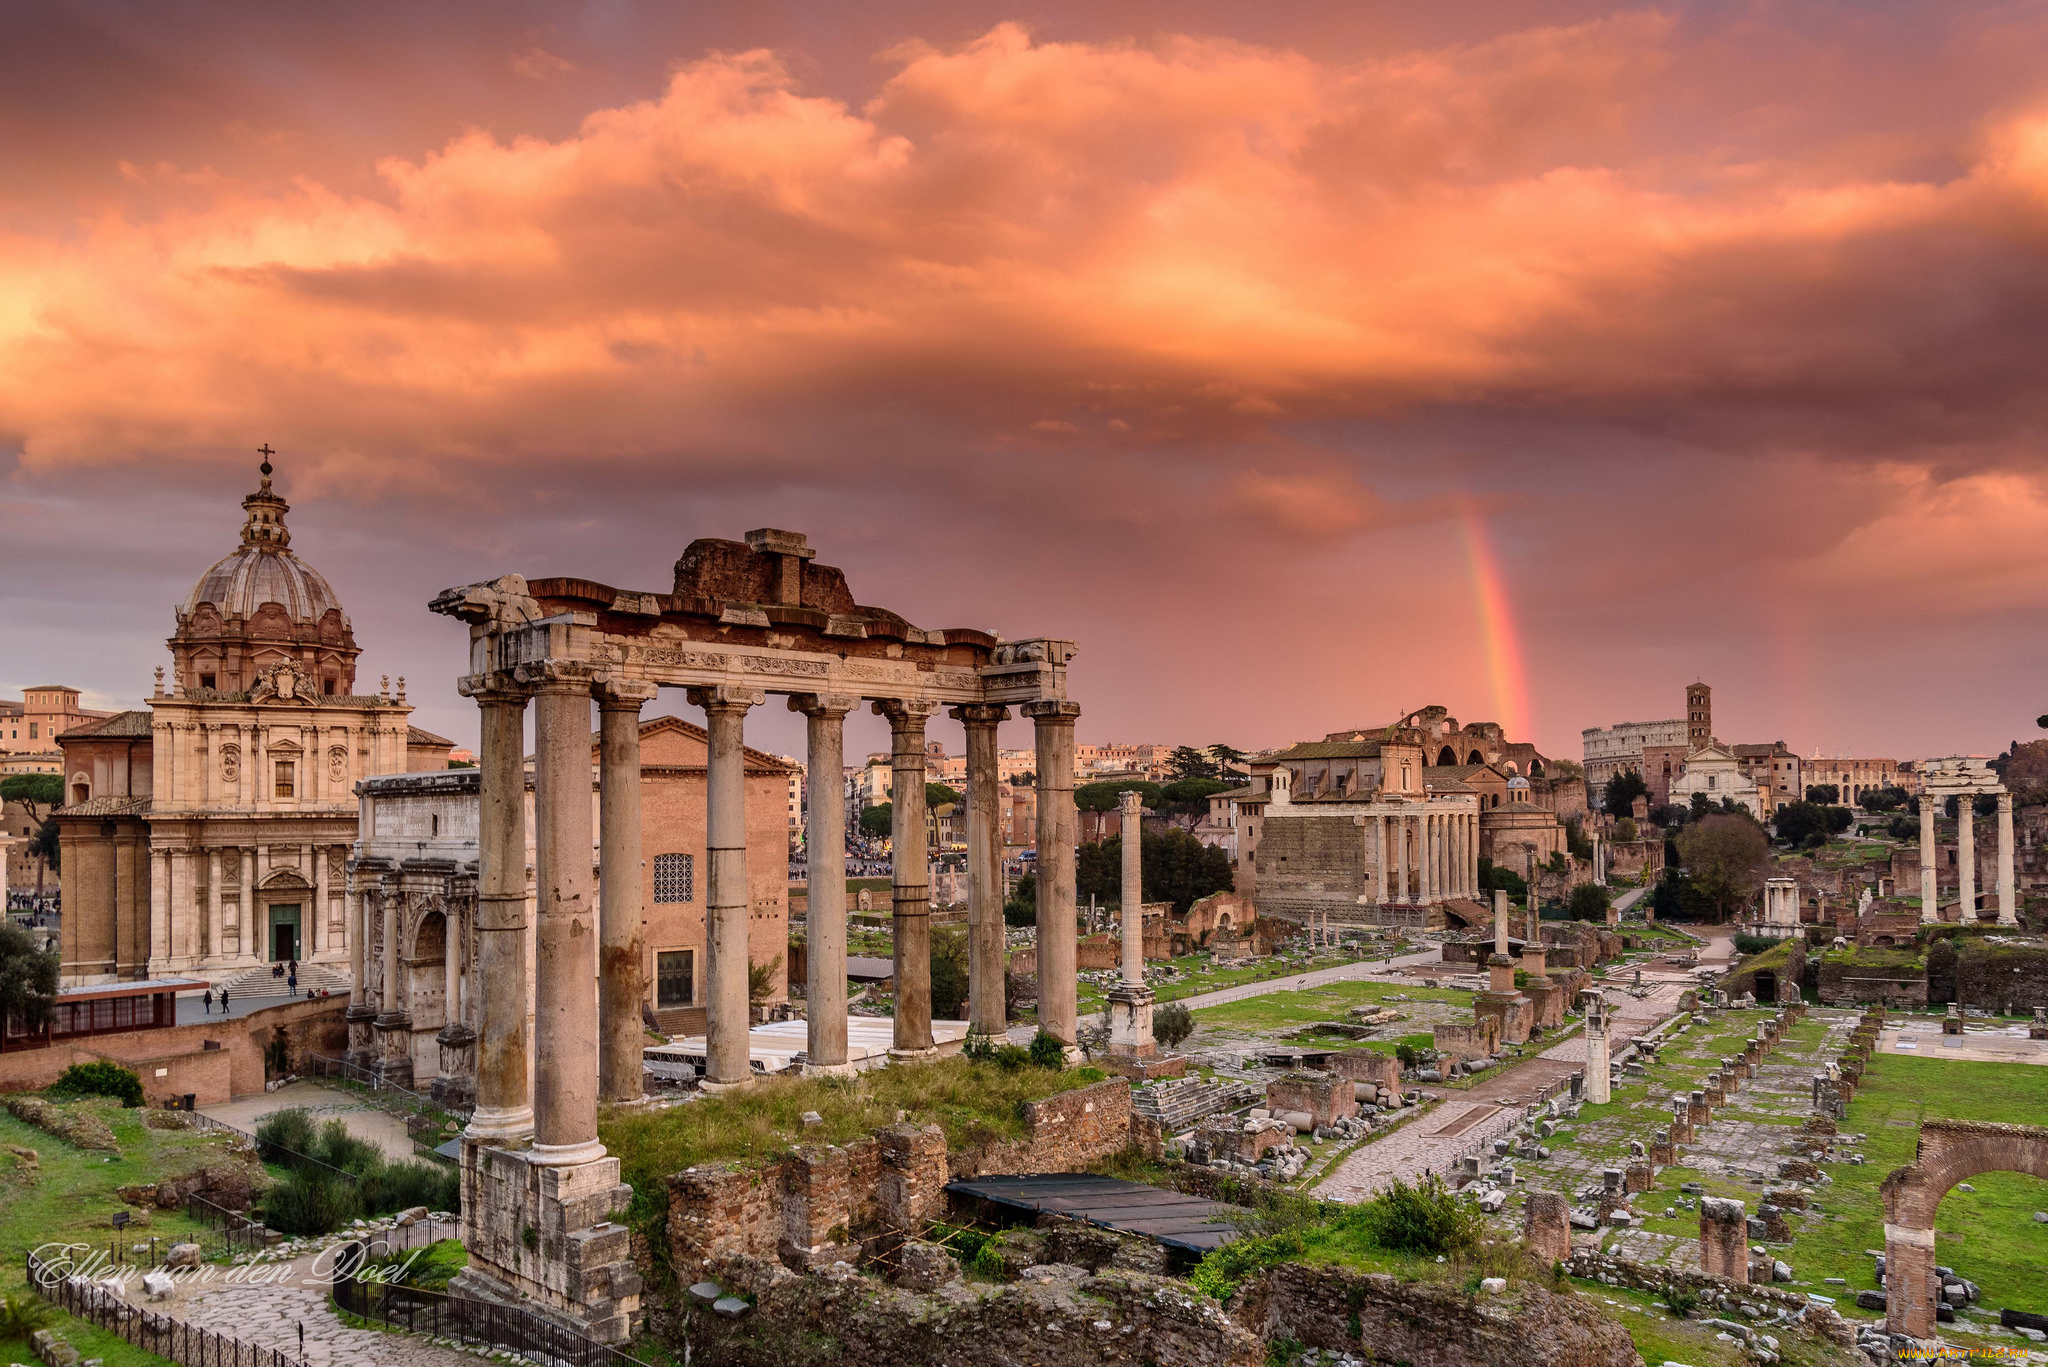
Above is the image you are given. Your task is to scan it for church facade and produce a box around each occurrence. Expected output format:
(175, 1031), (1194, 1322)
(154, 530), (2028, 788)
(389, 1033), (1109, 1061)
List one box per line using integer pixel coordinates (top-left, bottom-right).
(55, 455), (447, 986)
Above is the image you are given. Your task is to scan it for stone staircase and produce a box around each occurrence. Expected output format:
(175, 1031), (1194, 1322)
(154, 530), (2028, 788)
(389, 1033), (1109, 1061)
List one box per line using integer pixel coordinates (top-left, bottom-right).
(1133, 1076), (1260, 1134)
(215, 961), (353, 999)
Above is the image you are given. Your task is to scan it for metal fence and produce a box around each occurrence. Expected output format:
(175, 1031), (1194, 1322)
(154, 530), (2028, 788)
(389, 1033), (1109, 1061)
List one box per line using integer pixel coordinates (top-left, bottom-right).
(25, 1249), (308, 1367)
(184, 1192), (272, 1258)
(329, 1240), (646, 1367)
(304, 1053), (470, 1124)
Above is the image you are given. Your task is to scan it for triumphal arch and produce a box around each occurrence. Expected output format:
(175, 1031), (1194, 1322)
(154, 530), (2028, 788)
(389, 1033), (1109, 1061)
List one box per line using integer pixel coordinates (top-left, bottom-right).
(428, 528), (1079, 1341)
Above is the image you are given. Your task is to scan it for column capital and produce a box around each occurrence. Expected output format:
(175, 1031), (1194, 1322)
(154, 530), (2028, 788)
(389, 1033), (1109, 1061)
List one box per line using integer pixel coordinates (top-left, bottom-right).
(872, 697), (943, 726)
(514, 659), (601, 692)
(463, 677), (536, 706)
(948, 703), (1012, 727)
(1021, 699), (1082, 722)
(686, 684), (766, 713)
(1997, 789), (2013, 810)
(1118, 788), (1145, 815)
(788, 692), (860, 720)
(595, 676), (660, 709)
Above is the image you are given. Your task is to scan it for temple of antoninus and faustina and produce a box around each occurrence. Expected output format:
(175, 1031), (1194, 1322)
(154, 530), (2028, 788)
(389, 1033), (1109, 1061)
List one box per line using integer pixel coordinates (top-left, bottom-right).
(426, 528), (1078, 1342)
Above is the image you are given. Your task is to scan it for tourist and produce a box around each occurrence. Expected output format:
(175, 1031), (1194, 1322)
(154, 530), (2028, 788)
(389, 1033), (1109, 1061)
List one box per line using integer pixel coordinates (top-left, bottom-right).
(202, 986), (214, 1015)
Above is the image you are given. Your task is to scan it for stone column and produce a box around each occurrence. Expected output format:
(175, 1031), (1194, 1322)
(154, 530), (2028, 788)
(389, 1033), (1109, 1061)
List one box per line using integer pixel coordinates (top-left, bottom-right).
(1024, 699), (1082, 1051)
(1396, 815), (1410, 902)
(310, 843), (326, 956)
(1375, 814), (1388, 904)
(876, 698), (941, 1058)
(1919, 793), (1939, 922)
(1699, 1198), (1749, 1282)
(1419, 814), (1434, 904)
(598, 680), (657, 1103)
(345, 873), (375, 1063)
(1958, 795), (1977, 920)
(1524, 1191), (1571, 1265)
(442, 913), (461, 1031)
(691, 685), (765, 1091)
(1582, 988), (1610, 1103)
(798, 695), (861, 1073)
(1119, 790), (1144, 984)
(952, 703), (1009, 1047)
(1493, 887), (1510, 958)
(1884, 1223), (1938, 1338)
(206, 848), (223, 960)
(531, 670), (603, 1166)
(1997, 791), (2017, 924)
(467, 687), (534, 1141)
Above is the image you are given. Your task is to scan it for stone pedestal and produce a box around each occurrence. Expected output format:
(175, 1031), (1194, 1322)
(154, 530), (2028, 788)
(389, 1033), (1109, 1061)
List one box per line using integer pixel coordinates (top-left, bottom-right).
(1699, 1197), (1749, 1282)
(457, 1139), (642, 1344)
(1106, 982), (1158, 1061)
(344, 1002), (378, 1069)
(372, 1016), (415, 1089)
(433, 1023), (478, 1110)
(1474, 953), (1533, 1046)
(1524, 1190), (1571, 1264)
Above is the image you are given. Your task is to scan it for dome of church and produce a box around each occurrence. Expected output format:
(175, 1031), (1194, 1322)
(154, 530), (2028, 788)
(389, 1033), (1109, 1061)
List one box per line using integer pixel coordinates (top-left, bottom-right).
(1506, 775), (1532, 791)
(168, 451), (361, 695)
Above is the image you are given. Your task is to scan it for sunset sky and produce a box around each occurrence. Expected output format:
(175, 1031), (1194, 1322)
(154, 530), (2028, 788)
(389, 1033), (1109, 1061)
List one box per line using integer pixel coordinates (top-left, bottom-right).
(5, 1), (2047, 765)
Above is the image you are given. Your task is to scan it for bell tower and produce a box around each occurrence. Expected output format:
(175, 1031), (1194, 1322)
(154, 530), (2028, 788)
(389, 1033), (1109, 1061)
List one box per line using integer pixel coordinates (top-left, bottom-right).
(1686, 681), (1712, 751)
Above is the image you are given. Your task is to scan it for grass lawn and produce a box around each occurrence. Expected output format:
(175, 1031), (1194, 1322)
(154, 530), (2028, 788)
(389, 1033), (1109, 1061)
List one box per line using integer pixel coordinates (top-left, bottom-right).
(0, 1098), (258, 1367)
(1566, 1278), (1753, 1367)
(1189, 980), (1468, 1034)
(1778, 1053), (2048, 1316)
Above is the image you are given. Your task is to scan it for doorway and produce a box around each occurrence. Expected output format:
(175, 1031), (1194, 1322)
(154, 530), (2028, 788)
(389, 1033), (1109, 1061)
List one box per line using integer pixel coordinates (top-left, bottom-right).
(268, 904), (301, 961)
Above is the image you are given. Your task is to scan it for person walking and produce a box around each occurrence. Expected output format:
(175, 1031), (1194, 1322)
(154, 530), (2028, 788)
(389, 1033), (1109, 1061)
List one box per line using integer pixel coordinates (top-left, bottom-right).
(219, 987), (230, 1015)
(202, 986), (214, 1015)
(287, 968), (298, 997)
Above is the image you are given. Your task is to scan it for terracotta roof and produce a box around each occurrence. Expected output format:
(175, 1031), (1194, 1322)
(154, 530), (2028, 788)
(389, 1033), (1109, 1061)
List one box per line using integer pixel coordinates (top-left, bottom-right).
(1212, 785), (1257, 800)
(1269, 740), (1383, 761)
(407, 725), (456, 748)
(59, 709), (154, 741)
(1424, 764), (1502, 783)
(56, 795), (151, 818)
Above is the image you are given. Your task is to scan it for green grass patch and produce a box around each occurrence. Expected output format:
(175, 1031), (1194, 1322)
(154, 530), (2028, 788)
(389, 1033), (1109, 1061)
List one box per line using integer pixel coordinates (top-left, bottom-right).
(1567, 1278), (1747, 1367)
(1189, 980), (1467, 1032)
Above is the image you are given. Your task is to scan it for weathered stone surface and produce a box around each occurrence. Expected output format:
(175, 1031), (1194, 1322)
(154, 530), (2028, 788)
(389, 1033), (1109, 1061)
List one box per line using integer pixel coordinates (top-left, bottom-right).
(164, 1242), (203, 1269)
(892, 1240), (960, 1292)
(1234, 1263), (1638, 1367)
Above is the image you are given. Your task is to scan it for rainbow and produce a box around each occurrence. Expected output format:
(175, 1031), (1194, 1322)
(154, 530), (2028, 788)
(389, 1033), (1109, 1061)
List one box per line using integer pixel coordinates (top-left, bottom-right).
(1457, 503), (1531, 742)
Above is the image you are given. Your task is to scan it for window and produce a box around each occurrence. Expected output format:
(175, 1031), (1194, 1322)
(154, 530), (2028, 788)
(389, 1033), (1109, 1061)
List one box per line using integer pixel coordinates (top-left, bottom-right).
(324, 678), (336, 695)
(28, 723), (37, 739)
(656, 950), (695, 1008)
(274, 760), (296, 798)
(653, 852), (694, 903)
(200, 674), (216, 690)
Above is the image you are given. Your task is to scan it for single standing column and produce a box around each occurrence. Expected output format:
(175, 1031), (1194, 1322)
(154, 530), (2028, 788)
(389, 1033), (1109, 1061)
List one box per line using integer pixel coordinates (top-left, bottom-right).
(1119, 790), (1144, 984)
(1494, 886), (1510, 959)
(1958, 796), (1977, 920)
(467, 687), (534, 1141)
(691, 685), (765, 1090)
(1375, 814), (1388, 903)
(877, 698), (942, 1057)
(951, 702), (1009, 1048)
(530, 670), (603, 1165)
(1919, 792), (1939, 922)
(796, 694), (860, 1073)
(598, 680), (657, 1103)
(1396, 816), (1410, 902)
(1024, 700), (1082, 1051)
(1582, 989), (1611, 1103)
(1997, 791), (2017, 924)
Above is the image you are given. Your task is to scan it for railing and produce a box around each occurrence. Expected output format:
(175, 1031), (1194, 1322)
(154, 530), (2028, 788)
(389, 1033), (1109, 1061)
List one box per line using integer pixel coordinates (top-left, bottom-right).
(26, 1248), (308, 1367)
(329, 1240), (646, 1367)
(185, 1192), (272, 1258)
(304, 1053), (471, 1125)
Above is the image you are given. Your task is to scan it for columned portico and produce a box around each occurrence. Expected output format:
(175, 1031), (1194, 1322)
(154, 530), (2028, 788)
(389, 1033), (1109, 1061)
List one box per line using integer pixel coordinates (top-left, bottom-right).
(952, 703), (1010, 1049)
(597, 679), (657, 1103)
(1958, 797), (1976, 920)
(1025, 699), (1082, 1051)
(1997, 791), (2017, 924)
(465, 687), (533, 1142)
(877, 698), (942, 1058)
(794, 694), (859, 1074)
(691, 685), (765, 1091)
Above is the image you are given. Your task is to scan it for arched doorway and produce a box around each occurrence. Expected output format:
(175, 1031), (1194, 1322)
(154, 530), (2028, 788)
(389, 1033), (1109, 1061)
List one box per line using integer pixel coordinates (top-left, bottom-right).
(1881, 1119), (2048, 1336)
(412, 909), (448, 1028)
(1437, 746), (1457, 766)
(1467, 749), (1484, 765)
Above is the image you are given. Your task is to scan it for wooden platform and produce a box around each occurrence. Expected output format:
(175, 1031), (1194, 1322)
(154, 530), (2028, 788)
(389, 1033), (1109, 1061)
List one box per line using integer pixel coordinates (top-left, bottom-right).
(945, 1173), (1249, 1253)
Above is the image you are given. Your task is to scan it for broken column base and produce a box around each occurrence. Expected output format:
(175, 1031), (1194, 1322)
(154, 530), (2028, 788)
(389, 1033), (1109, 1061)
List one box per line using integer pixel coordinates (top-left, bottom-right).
(458, 1138), (643, 1344)
(1475, 992), (1534, 1046)
(1105, 983), (1158, 1061)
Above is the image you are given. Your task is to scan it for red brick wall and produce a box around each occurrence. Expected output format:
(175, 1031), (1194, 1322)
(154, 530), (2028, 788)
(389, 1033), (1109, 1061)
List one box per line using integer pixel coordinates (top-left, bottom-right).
(0, 994), (347, 1104)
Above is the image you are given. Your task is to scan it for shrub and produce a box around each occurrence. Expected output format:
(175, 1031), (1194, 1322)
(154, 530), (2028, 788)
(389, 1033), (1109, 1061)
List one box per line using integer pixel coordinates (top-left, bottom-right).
(254, 1107), (318, 1163)
(991, 1044), (1032, 1072)
(967, 1240), (1006, 1280)
(0, 1290), (56, 1338)
(1566, 884), (1610, 922)
(1664, 1284), (1700, 1317)
(1355, 1176), (1480, 1256)
(47, 1061), (143, 1107)
(1733, 932), (1785, 957)
(263, 1169), (361, 1235)
(1154, 1001), (1195, 1048)
(1027, 1030), (1067, 1070)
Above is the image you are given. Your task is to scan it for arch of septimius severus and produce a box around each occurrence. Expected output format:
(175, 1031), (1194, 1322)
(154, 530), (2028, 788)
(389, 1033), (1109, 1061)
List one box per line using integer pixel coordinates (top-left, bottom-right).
(428, 528), (1078, 1342)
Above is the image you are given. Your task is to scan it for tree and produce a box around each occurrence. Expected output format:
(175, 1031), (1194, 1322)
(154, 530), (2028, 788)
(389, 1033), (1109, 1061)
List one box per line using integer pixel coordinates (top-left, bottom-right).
(1646, 802), (1686, 829)
(1075, 780), (1163, 812)
(1154, 1001), (1195, 1049)
(1012, 771), (1036, 788)
(1076, 829), (1232, 914)
(1206, 744), (1249, 775)
(1567, 883), (1611, 922)
(925, 782), (961, 810)
(1564, 817), (1592, 861)
(748, 954), (784, 1003)
(1613, 817), (1638, 843)
(1675, 815), (1770, 919)
(1002, 873), (1037, 927)
(1157, 777), (1228, 830)
(1804, 784), (1840, 804)
(1602, 770), (1649, 814)
(930, 928), (969, 1019)
(858, 803), (893, 840)
(0, 922), (58, 1039)
(1771, 800), (1830, 847)
(1861, 786), (1908, 813)
(1, 774), (63, 898)
(1166, 746), (1220, 783)
(1478, 858), (1527, 900)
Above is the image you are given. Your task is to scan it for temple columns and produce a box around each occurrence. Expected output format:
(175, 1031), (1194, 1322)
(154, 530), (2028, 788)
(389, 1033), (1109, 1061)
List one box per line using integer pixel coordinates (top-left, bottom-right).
(876, 699), (941, 1057)
(1919, 795), (1939, 922)
(1375, 814), (1388, 904)
(952, 703), (1010, 1049)
(345, 870), (375, 1063)
(206, 849), (223, 960)
(793, 695), (859, 1073)
(530, 671), (602, 1166)
(466, 688), (533, 1141)
(310, 845), (325, 955)
(1024, 699), (1082, 1050)
(1396, 816), (1410, 902)
(1998, 792), (2017, 924)
(598, 680), (657, 1103)
(1958, 797), (1977, 920)
(691, 685), (765, 1091)
(442, 914), (461, 1029)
